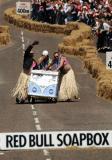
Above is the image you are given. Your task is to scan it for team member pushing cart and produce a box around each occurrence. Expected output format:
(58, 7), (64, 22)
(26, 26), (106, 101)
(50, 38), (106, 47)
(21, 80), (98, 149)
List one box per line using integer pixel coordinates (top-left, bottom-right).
(12, 41), (79, 103)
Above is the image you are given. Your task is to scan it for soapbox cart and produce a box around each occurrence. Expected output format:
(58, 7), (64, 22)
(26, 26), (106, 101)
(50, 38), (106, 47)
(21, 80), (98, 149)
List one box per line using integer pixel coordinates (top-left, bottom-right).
(16, 70), (59, 104)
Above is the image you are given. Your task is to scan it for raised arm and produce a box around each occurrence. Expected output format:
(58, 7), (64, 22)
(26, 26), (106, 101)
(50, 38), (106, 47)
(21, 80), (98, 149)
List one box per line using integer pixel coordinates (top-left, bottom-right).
(24, 41), (39, 57)
(24, 45), (33, 57)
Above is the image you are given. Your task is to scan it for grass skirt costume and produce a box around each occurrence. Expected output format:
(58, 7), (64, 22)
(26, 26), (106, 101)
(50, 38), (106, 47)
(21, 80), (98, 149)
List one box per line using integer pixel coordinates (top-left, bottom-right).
(12, 43), (40, 100)
(58, 69), (79, 101)
(12, 70), (30, 100)
(12, 56), (51, 100)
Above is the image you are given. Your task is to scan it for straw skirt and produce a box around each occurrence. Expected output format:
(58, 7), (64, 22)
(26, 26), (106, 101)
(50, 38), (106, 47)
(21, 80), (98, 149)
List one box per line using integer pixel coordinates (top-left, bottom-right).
(58, 69), (79, 101)
(12, 71), (29, 100)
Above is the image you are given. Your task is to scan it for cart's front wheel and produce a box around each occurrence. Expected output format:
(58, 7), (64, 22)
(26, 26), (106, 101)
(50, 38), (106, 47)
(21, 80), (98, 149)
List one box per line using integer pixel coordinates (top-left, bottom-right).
(28, 96), (32, 103)
(47, 98), (57, 103)
(52, 98), (57, 103)
(16, 97), (25, 104)
(31, 97), (35, 104)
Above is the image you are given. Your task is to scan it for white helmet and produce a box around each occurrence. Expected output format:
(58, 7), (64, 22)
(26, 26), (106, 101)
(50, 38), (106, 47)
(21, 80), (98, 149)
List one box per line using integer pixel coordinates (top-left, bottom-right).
(42, 50), (49, 56)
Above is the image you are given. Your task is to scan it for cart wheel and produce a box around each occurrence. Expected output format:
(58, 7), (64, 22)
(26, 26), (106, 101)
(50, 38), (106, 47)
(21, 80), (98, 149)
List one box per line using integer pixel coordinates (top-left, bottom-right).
(16, 97), (25, 104)
(52, 98), (57, 103)
(31, 97), (35, 104)
(28, 96), (31, 104)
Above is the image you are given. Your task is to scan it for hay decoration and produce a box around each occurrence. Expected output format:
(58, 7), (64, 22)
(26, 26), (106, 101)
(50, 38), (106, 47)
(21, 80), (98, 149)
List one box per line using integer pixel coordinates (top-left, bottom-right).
(12, 72), (29, 100)
(0, 26), (10, 45)
(4, 8), (79, 34)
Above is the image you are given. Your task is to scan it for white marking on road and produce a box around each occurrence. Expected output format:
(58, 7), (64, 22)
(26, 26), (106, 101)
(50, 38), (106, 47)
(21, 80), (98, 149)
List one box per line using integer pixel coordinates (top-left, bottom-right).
(43, 149), (50, 156)
(35, 124), (41, 131)
(31, 105), (52, 160)
(34, 117), (40, 124)
(22, 43), (25, 50)
(21, 31), (24, 36)
(21, 37), (25, 43)
(20, 30), (25, 55)
(0, 152), (4, 155)
(33, 111), (37, 116)
(31, 105), (35, 110)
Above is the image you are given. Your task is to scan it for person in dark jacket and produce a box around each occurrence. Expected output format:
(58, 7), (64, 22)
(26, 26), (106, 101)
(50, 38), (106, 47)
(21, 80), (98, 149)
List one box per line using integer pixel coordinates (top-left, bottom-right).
(12, 41), (39, 101)
(23, 41), (39, 73)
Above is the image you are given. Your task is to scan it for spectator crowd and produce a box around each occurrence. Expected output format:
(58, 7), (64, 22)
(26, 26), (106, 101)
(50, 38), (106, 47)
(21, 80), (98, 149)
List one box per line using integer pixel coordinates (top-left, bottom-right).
(31, 0), (112, 51)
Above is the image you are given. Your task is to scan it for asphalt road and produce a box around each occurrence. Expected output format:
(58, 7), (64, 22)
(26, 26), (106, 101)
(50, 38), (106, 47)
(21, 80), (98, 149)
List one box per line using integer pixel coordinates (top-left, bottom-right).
(0, 1), (112, 160)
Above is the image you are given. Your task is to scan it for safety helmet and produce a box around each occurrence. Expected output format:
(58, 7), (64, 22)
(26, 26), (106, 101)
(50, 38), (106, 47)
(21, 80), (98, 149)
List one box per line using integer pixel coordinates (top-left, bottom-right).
(42, 50), (49, 56)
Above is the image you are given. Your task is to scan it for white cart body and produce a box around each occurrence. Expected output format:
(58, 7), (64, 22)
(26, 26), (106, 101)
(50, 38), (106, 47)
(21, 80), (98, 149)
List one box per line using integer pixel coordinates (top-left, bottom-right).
(28, 70), (59, 98)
